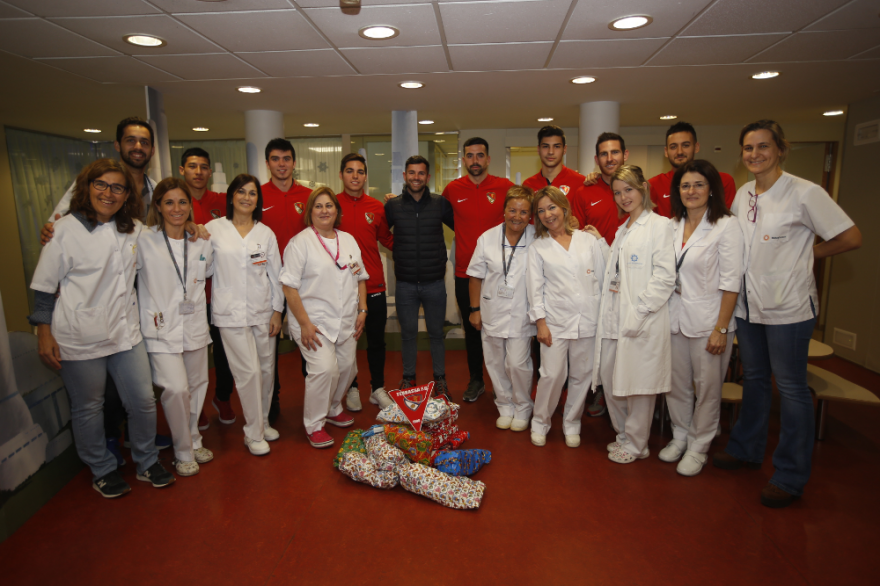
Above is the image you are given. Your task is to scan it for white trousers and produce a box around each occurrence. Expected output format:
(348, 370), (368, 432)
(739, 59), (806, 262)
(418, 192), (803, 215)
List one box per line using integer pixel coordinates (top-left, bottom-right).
(532, 336), (595, 436)
(482, 333), (534, 422)
(601, 339), (657, 456)
(297, 333), (357, 435)
(149, 348), (209, 462)
(219, 324), (276, 442)
(667, 332), (733, 453)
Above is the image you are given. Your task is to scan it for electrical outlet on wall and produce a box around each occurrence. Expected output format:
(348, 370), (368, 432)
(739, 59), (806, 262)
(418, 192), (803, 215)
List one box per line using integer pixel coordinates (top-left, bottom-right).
(832, 328), (857, 351)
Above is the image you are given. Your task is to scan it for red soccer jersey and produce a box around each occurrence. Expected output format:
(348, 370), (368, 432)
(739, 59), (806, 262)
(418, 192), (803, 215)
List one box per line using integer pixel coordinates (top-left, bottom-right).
(261, 180), (312, 256)
(192, 190), (224, 225)
(337, 191), (394, 294)
(522, 165), (585, 198)
(443, 174), (513, 278)
(570, 179), (626, 246)
(649, 169), (737, 218)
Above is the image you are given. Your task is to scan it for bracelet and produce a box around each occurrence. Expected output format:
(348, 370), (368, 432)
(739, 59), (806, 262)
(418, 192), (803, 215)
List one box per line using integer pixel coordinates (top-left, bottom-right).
(358, 309), (368, 314)
(470, 306), (481, 312)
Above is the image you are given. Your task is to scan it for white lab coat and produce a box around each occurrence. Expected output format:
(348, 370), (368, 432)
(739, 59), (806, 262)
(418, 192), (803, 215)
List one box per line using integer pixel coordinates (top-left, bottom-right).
(206, 218), (283, 327)
(466, 223), (536, 338)
(731, 172), (853, 325)
(593, 210), (675, 396)
(136, 226), (214, 353)
(669, 213), (744, 337)
(30, 215), (142, 361)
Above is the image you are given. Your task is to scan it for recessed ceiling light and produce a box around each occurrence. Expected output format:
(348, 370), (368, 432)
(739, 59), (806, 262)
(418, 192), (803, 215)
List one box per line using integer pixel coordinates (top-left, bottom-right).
(418, 120), (434, 125)
(359, 25), (400, 40)
(303, 123), (320, 128)
(609, 15), (652, 31)
(123, 34), (166, 47)
(659, 115), (677, 120)
(751, 71), (780, 80)
(823, 110), (844, 117)
(399, 81), (424, 89)
(238, 86), (261, 93)
(434, 140), (445, 143)
(192, 127), (209, 132)
(83, 128), (101, 133)
(537, 117), (554, 122)
(570, 76), (596, 85)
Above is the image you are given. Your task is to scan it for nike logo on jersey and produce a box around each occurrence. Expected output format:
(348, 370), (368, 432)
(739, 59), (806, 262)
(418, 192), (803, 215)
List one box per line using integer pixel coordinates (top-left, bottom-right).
(263, 206), (274, 211)
(457, 198), (467, 203)
(591, 201), (601, 206)
(662, 194), (670, 199)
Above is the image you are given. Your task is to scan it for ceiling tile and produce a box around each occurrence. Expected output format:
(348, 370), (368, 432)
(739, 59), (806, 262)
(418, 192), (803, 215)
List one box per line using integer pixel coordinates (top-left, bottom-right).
(136, 53), (267, 80)
(303, 4), (441, 48)
(341, 45), (448, 74)
(0, 1), (32, 17)
(176, 10), (329, 52)
(549, 38), (668, 69)
(0, 19), (117, 58)
(439, 0), (570, 44)
(449, 42), (551, 71)
(648, 34), (788, 66)
(750, 30), (880, 62)
(562, 0), (713, 41)
(297, 0), (425, 6)
(683, 0), (851, 35)
(807, 0), (880, 31)
(36, 56), (180, 83)
(3, 0), (160, 17)
(152, 0), (294, 12)
(850, 46), (880, 60)
(236, 49), (356, 76)
(50, 14), (223, 54)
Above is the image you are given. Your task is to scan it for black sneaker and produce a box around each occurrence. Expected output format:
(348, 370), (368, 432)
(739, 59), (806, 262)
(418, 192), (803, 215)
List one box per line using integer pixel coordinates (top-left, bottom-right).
(398, 377), (416, 390)
(92, 470), (131, 499)
(136, 461), (176, 488)
(432, 376), (451, 401)
(463, 379), (485, 402)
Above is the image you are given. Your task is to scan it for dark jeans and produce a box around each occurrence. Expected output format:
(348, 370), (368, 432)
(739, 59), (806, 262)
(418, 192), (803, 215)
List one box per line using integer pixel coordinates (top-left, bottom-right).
(351, 291), (387, 391)
(454, 275), (484, 383)
(396, 280), (446, 380)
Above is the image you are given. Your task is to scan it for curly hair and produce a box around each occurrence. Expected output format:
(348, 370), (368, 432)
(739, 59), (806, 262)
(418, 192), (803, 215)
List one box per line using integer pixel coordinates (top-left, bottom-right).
(68, 158), (140, 233)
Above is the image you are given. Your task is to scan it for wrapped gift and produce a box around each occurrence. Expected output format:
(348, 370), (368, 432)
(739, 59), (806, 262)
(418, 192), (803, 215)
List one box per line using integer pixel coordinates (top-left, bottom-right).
(337, 452), (399, 489)
(433, 449), (492, 476)
(398, 463), (485, 510)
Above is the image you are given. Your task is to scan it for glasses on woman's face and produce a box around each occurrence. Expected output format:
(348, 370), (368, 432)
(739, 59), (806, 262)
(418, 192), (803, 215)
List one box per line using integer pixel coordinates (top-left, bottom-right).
(679, 181), (708, 192)
(92, 179), (128, 195)
(748, 191), (758, 223)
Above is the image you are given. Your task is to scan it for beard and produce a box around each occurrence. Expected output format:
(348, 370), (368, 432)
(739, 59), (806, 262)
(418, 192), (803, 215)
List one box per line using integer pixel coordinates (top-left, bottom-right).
(120, 149), (150, 170)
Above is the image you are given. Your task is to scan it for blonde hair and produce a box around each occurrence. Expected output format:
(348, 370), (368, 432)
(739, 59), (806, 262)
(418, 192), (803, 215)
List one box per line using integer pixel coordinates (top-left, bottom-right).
(532, 186), (572, 239)
(611, 165), (653, 218)
(303, 186), (342, 229)
(504, 185), (534, 208)
(146, 177), (193, 228)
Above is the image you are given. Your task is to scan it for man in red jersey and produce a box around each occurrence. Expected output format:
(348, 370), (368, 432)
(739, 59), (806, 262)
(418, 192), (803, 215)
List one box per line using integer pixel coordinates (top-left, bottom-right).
(260, 138), (312, 257)
(523, 125), (587, 200)
(179, 147), (224, 225)
(648, 121), (737, 217)
(571, 132), (630, 247)
(336, 153), (395, 411)
(442, 137), (514, 402)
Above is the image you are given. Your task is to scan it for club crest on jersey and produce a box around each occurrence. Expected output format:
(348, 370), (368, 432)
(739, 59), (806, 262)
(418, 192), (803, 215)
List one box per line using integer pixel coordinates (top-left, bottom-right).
(365, 212), (375, 224)
(486, 192), (496, 204)
(560, 185), (570, 196)
(294, 202), (304, 214)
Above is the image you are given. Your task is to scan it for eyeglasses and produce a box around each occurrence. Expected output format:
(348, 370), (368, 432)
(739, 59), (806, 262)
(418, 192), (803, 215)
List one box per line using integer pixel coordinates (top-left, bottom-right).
(679, 181), (708, 192)
(91, 179), (129, 195)
(748, 191), (758, 223)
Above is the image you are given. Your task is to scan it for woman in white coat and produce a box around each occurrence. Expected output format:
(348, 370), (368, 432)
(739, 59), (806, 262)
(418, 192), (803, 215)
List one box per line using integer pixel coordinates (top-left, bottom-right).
(660, 160), (743, 476)
(281, 187), (368, 449)
(527, 186), (607, 448)
(138, 177), (214, 476)
(593, 165), (676, 464)
(714, 120), (861, 508)
(206, 174), (283, 456)
(467, 186), (537, 432)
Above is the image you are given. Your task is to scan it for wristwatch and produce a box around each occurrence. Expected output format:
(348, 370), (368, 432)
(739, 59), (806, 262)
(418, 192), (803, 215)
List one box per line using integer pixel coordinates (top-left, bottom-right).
(470, 306), (481, 313)
(714, 326), (728, 334)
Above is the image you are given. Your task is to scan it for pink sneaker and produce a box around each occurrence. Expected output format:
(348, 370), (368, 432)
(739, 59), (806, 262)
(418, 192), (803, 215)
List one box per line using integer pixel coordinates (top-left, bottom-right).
(324, 412), (355, 428)
(307, 428), (335, 448)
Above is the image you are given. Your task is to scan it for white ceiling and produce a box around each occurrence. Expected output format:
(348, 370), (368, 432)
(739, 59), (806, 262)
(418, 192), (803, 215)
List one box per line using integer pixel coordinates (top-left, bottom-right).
(0, 0), (878, 141)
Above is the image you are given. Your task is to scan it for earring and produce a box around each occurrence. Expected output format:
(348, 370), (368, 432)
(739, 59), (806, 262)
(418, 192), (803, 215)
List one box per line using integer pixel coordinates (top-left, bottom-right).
(710, 192), (713, 197)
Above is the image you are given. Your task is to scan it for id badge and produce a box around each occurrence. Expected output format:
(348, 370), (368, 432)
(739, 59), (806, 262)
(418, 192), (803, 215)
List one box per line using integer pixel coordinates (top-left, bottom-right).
(349, 259), (362, 276)
(609, 273), (620, 294)
(179, 300), (196, 315)
(497, 284), (515, 299)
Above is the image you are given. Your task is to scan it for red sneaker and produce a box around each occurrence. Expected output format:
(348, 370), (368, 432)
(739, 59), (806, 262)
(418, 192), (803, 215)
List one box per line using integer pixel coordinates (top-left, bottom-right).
(307, 428), (335, 448)
(213, 397), (236, 424)
(324, 412), (355, 428)
(197, 410), (209, 431)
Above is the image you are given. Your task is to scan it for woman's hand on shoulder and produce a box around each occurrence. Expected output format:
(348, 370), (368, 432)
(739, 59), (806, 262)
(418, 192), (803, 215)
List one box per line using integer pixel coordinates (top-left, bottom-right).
(582, 224), (602, 241)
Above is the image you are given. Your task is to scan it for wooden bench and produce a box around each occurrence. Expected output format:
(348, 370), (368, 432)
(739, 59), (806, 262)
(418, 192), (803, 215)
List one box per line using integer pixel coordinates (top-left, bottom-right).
(721, 382), (743, 428)
(807, 364), (880, 440)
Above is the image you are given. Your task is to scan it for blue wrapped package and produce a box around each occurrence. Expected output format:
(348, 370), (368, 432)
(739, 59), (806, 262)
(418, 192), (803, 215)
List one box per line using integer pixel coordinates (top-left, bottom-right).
(432, 449), (492, 476)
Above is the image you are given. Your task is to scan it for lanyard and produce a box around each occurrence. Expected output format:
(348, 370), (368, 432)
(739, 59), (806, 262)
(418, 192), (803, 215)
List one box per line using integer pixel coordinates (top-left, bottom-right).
(675, 247), (690, 275)
(501, 225), (525, 284)
(162, 228), (187, 300)
(312, 227), (346, 270)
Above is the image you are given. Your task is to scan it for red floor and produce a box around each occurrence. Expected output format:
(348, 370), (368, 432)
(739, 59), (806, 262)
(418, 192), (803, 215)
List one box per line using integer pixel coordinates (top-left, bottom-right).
(2, 350), (879, 586)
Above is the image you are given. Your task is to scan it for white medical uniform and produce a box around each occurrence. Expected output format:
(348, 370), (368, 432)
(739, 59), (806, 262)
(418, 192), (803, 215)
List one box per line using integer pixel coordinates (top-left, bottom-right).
(207, 218), (283, 442)
(467, 223), (537, 423)
(594, 210), (675, 456)
(527, 229), (608, 437)
(280, 228), (368, 435)
(667, 213), (743, 454)
(137, 226), (214, 463)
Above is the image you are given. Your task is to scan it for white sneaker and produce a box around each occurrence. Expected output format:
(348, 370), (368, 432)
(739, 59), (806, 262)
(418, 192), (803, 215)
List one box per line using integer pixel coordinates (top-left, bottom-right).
(530, 432), (546, 447)
(263, 424), (280, 442)
(496, 416), (513, 430)
(193, 447), (214, 463)
(676, 450), (708, 476)
(565, 434), (581, 448)
(607, 441), (621, 452)
(510, 419), (529, 432)
(345, 386), (362, 412)
(608, 447), (650, 464)
(658, 439), (687, 463)
(369, 387), (394, 409)
(244, 436), (270, 456)
(174, 459), (199, 477)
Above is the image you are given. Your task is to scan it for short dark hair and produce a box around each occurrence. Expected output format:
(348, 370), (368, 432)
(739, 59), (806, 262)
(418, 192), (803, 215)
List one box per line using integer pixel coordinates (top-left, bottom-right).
(666, 121), (697, 143)
(595, 132), (626, 156)
(265, 138), (295, 161)
(404, 155), (430, 175)
(226, 174), (263, 223)
(181, 147), (210, 167)
(340, 153), (367, 175)
(739, 119), (790, 164)
(116, 116), (154, 145)
(537, 125), (566, 147)
(463, 137), (489, 155)
(670, 160), (730, 224)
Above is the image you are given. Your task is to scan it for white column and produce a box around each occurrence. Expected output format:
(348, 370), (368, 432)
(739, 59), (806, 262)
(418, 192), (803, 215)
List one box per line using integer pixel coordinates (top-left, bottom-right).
(578, 101), (619, 174)
(145, 86), (172, 182)
(245, 110), (284, 185)
(391, 110), (418, 195)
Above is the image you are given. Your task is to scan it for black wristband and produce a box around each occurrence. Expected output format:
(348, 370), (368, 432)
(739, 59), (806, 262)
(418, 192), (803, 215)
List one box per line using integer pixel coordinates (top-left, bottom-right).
(470, 306), (481, 312)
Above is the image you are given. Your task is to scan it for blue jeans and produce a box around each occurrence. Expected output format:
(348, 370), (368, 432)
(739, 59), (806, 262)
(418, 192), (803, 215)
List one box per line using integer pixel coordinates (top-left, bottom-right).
(395, 280), (446, 380)
(726, 315), (817, 496)
(60, 340), (158, 479)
